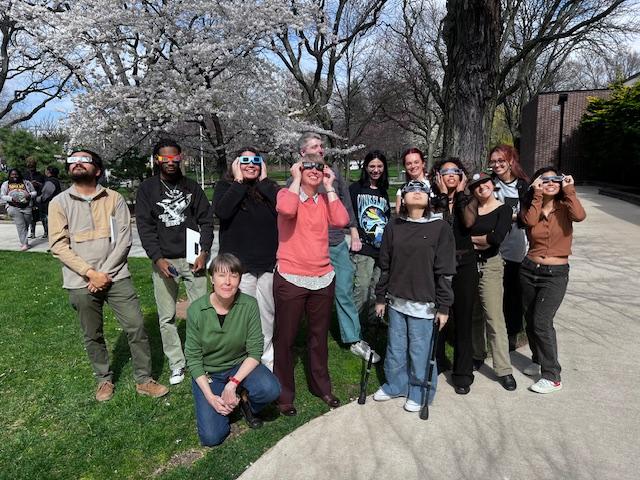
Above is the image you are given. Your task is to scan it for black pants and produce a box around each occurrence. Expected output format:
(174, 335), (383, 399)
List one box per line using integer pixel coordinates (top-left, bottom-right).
(520, 257), (569, 382)
(503, 260), (524, 336)
(451, 260), (479, 388)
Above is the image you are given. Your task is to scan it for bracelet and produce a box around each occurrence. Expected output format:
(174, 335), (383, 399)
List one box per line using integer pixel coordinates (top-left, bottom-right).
(325, 189), (336, 193)
(228, 376), (240, 386)
(234, 178), (243, 184)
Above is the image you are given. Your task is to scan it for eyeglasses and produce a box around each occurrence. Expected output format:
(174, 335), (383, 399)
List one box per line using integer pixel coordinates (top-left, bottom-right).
(156, 154), (182, 163)
(238, 155), (262, 165)
(541, 175), (565, 184)
(440, 168), (462, 176)
(302, 162), (325, 171)
(489, 159), (508, 166)
(66, 156), (93, 164)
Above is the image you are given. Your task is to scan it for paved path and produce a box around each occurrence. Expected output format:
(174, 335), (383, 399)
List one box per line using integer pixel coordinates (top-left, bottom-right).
(238, 187), (640, 480)
(0, 222), (219, 258)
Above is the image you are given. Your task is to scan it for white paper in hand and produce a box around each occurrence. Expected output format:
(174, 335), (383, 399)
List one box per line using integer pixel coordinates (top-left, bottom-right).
(186, 228), (213, 268)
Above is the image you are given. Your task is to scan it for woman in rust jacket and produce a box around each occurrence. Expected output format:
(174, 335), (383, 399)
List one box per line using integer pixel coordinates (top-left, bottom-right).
(520, 167), (586, 394)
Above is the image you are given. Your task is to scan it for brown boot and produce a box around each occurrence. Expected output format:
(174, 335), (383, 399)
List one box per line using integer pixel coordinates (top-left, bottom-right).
(95, 381), (115, 402)
(136, 379), (169, 398)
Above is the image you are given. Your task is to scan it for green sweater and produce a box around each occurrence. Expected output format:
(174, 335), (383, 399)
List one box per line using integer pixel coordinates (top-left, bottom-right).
(185, 293), (264, 378)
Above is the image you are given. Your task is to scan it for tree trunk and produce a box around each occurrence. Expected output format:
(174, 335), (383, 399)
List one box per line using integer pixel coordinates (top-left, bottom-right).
(442, 0), (501, 171)
(201, 113), (227, 176)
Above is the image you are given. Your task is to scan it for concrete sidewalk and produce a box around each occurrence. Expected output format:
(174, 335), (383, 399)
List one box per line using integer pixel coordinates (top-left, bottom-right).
(239, 187), (640, 480)
(0, 221), (219, 258)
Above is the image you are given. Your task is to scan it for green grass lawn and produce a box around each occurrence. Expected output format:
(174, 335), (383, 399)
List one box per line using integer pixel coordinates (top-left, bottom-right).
(0, 251), (386, 480)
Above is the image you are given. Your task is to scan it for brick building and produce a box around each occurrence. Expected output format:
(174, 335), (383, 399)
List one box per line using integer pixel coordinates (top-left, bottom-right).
(520, 73), (640, 179)
(519, 89), (610, 179)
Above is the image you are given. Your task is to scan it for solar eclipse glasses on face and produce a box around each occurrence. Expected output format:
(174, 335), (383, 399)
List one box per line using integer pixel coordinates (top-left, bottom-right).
(302, 161), (325, 171)
(439, 167), (462, 176)
(156, 154), (182, 163)
(66, 156), (93, 164)
(238, 155), (263, 165)
(402, 180), (430, 194)
(541, 175), (565, 184)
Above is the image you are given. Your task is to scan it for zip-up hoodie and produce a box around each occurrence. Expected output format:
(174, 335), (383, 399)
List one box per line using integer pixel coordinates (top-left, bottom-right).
(48, 185), (132, 289)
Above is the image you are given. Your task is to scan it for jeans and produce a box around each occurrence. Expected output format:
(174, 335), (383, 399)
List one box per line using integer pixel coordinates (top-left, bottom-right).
(520, 257), (569, 382)
(151, 258), (208, 370)
(67, 278), (153, 383)
(192, 364), (281, 446)
(351, 253), (381, 334)
(329, 240), (361, 344)
(472, 255), (512, 377)
(239, 271), (275, 370)
(7, 205), (33, 246)
(380, 307), (438, 405)
(503, 260), (524, 336)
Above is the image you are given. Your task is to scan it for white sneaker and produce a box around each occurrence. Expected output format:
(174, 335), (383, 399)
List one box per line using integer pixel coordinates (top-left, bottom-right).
(530, 378), (562, 394)
(350, 340), (381, 364)
(523, 362), (541, 376)
(404, 399), (421, 412)
(169, 367), (185, 385)
(373, 388), (401, 401)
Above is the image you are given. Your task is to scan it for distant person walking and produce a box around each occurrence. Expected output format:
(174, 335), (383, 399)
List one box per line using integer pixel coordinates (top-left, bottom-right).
(23, 157), (46, 238)
(48, 149), (168, 401)
(520, 168), (586, 394)
(1, 168), (36, 250)
(37, 165), (62, 238)
(136, 138), (214, 386)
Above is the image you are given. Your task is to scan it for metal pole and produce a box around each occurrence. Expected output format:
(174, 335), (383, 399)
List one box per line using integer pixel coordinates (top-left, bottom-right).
(199, 125), (205, 189)
(557, 93), (568, 171)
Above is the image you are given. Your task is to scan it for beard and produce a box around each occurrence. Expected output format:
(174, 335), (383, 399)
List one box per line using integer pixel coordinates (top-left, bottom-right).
(70, 167), (97, 183)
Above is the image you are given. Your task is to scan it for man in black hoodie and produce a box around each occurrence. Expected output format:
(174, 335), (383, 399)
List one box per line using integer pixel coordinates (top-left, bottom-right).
(136, 139), (214, 386)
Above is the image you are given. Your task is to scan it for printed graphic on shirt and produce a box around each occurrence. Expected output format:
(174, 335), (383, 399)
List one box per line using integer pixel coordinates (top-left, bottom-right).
(157, 188), (192, 227)
(7, 182), (29, 205)
(357, 194), (389, 248)
(503, 196), (519, 216)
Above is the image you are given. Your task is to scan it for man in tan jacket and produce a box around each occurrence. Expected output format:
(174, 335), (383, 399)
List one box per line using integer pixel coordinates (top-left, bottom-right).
(48, 149), (168, 402)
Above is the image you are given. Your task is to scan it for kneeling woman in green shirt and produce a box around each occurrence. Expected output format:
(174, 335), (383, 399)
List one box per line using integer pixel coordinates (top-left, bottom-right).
(185, 253), (281, 446)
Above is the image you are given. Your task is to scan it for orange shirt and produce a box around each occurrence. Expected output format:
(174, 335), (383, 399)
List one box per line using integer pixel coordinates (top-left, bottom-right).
(521, 185), (586, 258)
(276, 189), (350, 276)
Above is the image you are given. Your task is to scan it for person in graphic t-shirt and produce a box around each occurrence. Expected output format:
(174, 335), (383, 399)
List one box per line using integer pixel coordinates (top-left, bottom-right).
(136, 138), (214, 387)
(488, 145), (529, 351)
(348, 150), (391, 362)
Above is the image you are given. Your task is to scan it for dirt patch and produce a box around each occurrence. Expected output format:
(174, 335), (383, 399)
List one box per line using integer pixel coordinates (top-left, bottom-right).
(152, 448), (206, 477)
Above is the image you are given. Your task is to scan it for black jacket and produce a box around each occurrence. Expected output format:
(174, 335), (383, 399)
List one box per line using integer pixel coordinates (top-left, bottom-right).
(375, 217), (456, 314)
(136, 175), (214, 261)
(212, 179), (279, 274)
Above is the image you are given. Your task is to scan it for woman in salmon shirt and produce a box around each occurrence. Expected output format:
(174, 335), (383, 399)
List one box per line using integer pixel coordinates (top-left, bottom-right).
(520, 167), (586, 394)
(272, 153), (350, 416)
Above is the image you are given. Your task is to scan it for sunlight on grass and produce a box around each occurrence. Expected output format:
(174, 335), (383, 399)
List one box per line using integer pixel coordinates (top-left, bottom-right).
(0, 251), (383, 479)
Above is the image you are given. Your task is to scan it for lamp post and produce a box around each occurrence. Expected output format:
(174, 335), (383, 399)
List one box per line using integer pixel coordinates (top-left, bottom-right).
(199, 124), (205, 190)
(557, 93), (568, 171)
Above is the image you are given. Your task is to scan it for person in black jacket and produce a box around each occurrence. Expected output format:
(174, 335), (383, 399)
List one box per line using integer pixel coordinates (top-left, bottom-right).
(430, 158), (478, 394)
(212, 147), (279, 370)
(24, 157), (46, 238)
(136, 138), (214, 386)
(37, 165), (62, 238)
(372, 180), (455, 413)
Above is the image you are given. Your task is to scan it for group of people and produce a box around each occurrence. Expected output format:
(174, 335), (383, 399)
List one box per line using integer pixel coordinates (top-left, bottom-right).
(31, 133), (584, 448)
(1, 158), (62, 249)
